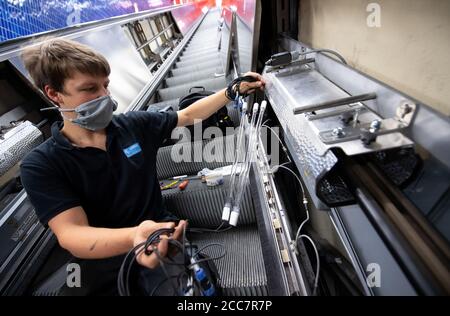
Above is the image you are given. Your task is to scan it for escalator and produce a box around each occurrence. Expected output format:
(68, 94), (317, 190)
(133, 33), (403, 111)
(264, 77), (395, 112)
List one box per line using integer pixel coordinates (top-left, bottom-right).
(148, 10), (270, 296)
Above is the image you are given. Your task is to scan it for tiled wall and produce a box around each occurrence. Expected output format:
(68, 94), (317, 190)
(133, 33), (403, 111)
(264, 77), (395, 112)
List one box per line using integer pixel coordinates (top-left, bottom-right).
(0, 0), (176, 43)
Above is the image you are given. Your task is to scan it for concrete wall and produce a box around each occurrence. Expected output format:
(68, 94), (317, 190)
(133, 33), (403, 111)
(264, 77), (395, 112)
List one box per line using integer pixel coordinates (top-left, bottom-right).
(299, 0), (450, 116)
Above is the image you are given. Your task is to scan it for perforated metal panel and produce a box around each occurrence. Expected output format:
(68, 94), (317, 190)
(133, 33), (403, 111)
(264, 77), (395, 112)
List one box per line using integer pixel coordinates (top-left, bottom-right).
(190, 227), (268, 296)
(0, 121), (43, 177)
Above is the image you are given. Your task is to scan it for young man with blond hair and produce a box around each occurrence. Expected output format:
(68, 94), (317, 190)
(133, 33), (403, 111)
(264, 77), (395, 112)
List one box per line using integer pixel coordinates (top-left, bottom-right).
(20, 38), (264, 295)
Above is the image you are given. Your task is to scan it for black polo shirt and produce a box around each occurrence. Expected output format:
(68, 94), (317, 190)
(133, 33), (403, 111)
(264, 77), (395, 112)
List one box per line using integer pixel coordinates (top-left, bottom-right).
(20, 111), (179, 228)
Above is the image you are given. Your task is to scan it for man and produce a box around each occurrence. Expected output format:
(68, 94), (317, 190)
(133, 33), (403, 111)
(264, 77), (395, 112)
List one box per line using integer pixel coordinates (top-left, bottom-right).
(20, 38), (265, 295)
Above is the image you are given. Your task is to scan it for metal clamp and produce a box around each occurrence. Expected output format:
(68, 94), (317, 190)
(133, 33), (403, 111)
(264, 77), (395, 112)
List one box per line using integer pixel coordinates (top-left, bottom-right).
(319, 101), (417, 145)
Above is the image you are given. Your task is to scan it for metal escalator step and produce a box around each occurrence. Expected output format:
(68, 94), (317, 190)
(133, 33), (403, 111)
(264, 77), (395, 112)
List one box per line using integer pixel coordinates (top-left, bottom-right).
(180, 49), (220, 60)
(181, 48), (218, 59)
(186, 38), (217, 45)
(170, 63), (221, 78)
(185, 36), (216, 44)
(187, 39), (218, 47)
(189, 227), (269, 296)
(192, 28), (218, 34)
(157, 135), (236, 180)
(190, 30), (218, 37)
(180, 50), (218, 62)
(186, 43), (217, 50)
(165, 71), (223, 87)
(158, 77), (226, 101)
(174, 58), (220, 72)
(187, 37), (217, 44)
(175, 56), (220, 69)
(182, 46), (218, 56)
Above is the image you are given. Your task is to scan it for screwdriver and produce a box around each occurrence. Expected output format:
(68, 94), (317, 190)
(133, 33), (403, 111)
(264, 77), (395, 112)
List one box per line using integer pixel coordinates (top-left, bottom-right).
(160, 180), (179, 191)
(178, 180), (189, 191)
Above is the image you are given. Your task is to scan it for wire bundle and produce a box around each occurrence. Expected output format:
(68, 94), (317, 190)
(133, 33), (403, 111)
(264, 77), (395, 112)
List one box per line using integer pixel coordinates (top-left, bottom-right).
(117, 226), (226, 296)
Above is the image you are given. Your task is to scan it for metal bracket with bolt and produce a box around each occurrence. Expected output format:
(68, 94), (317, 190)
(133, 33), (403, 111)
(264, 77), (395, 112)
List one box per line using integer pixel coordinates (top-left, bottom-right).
(318, 101), (417, 146)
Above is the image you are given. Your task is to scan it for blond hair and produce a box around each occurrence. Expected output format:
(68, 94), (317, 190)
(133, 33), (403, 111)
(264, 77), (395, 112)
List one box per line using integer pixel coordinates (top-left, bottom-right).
(21, 38), (110, 93)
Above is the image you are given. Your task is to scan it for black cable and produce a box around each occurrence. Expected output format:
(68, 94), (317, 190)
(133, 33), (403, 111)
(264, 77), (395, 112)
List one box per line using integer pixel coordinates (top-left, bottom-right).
(215, 221), (224, 232)
(193, 243), (227, 259)
(125, 254), (137, 296)
(187, 226), (233, 234)
(119, 228), (174, 296)
(144, 228), (175, 255)
(153, 247), (179, 295)
(118, 242), (145, 296)
(118, 227), (227, 296)
(176, 272), (189, 296)
(188, 244), (227, 269)
(298, 49), (347, 65)
(158, 240), (188, 266)
(150, 276), (179, 296)
(120, 244), (144, 296)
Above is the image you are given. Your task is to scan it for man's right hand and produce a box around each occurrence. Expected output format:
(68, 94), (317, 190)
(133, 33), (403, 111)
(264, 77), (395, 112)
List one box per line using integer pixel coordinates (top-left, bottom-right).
(134, 220), (187, 269)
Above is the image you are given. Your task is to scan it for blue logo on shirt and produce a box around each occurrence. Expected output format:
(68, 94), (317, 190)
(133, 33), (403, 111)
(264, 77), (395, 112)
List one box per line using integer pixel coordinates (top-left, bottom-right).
(123, 143), (142, 158)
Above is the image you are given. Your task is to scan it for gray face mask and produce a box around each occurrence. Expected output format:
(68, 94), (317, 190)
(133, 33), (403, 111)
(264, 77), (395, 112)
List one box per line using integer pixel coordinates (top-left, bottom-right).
(41, 95), (118, 131)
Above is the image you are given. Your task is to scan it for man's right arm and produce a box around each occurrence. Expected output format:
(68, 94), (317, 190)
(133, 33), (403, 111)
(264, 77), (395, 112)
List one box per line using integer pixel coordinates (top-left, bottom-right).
(49, 206), (186, 268)
(49, 206), (137, 259)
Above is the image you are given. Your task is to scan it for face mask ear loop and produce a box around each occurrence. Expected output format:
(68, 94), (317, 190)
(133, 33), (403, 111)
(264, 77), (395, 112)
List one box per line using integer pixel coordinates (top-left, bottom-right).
(40, 106), (75, 122)
(58, 108), (77, 112)
(40, 105), (61, 112)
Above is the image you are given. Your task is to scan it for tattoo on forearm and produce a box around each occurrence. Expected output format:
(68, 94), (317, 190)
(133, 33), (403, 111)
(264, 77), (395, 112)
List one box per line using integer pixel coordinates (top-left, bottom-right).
(89, 240), (97, 251)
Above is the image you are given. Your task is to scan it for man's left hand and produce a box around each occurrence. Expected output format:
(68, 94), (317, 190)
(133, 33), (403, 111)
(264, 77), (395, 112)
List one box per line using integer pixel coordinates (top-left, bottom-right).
(238, 72), (266, 96)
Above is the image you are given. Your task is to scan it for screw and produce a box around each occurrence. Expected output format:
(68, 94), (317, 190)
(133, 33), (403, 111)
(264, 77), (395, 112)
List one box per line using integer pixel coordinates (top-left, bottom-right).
(399, 103), (412, 118)
(370, 120), (381, 132)
(332, 127), (345, 138)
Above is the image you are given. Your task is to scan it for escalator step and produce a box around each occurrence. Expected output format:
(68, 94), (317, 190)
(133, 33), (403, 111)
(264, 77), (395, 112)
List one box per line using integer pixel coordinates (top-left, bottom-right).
(157, 135), (236, 180)
(180, 49), (219, 61)
(182, 46), (218, 56)
(189, 226), (268, 296)
(187, 36), (217, 44)
(170, 63), (221, 78)
(158, 77), (226, 101)
(175, 56), (220, 69)
(166, 70), (223, 87)
(174, 58), (220, 72)
(187, 40), (218, 47)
